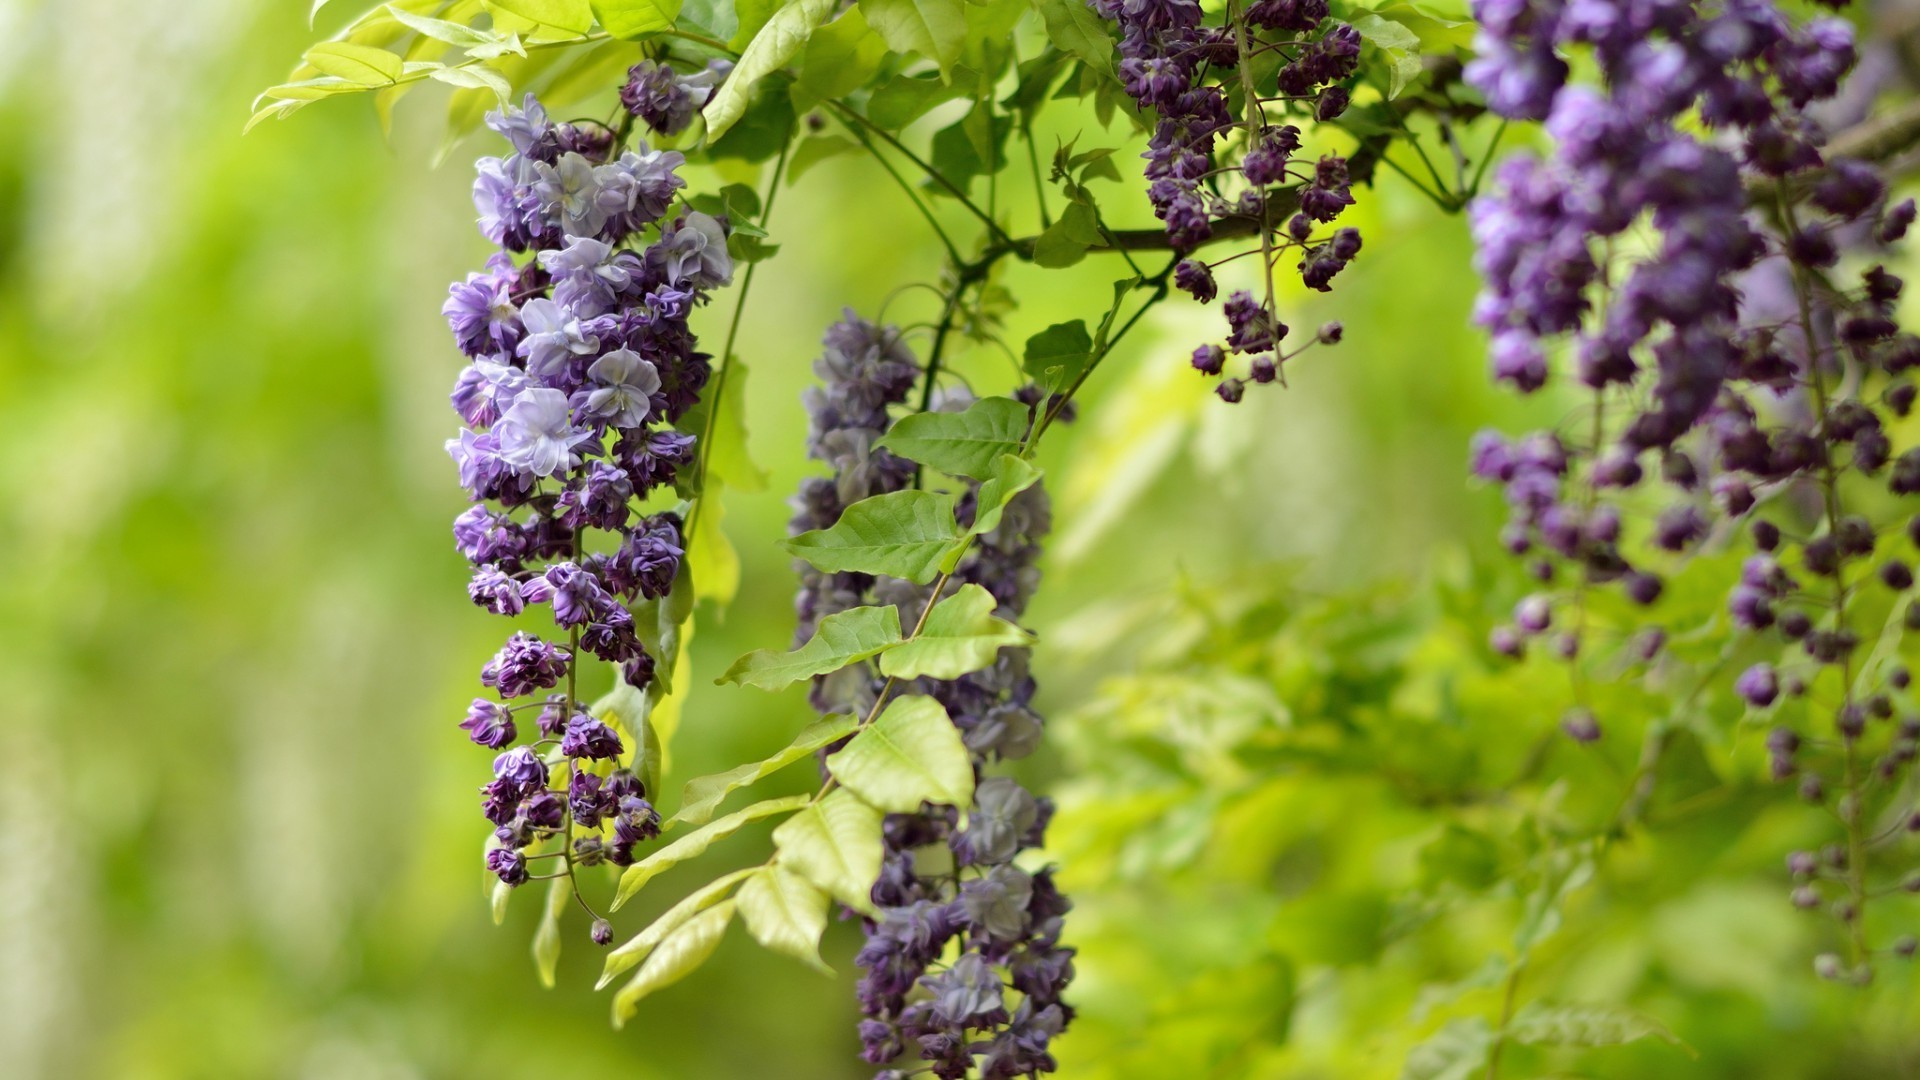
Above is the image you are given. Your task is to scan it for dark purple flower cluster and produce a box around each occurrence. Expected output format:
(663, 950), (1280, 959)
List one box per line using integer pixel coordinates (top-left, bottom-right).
(788, 314), (1073, 1078)
(446, 94), (729, 894)
(620, 59), (733, 137)
(1092, 0), (1357, 401)
(1466, 0), (1920, 978)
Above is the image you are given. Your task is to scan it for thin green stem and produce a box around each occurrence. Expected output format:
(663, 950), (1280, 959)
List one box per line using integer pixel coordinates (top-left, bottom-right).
(838, 118), (964, 266)
(826, 99), (1014, 247)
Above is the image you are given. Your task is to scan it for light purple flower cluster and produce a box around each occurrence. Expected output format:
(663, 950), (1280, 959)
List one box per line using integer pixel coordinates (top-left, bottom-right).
(621, 59), (734, 137)
(446, 95), (733, 894)
(1466, 0), (1920, 977)
(1092, 0), (1358, 401)
(789, 315), (1074, 1079)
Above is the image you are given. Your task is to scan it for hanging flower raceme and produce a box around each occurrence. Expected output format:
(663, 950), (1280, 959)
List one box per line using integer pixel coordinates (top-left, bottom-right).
(787, 314), (1075, 1079)
(444, 93), (733, 925)
(1466, 0), (1920, 980)
(1093, 0), (1356, 400)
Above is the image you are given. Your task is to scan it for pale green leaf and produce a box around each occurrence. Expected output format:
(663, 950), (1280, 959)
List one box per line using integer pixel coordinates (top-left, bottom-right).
(305, 41), (405, 85)
(384, 5), (501, 47)
(1023, 319), (1093, 392)
(593, 0), (683, 38)
(786, 134), (859, 181)
(683, 359), (767, 494)
(858, 0), (965, 73)
(1401, 1018), (1492, 1080)
(772, 788), (884, 912)
(795, 7), (888, 106)
(970, 454), (1042, 537)
(532, 873), (570, 988)
(782, 489), (962, 584)
(737, 865), (833, 973)
(688, 478), (742, 606)
(878, 584), (1032, 680)
(612, 899), (736, 1025)
(672, 715), (861, 826)
(718, 607), (903, 691)
(489, 877), (513, 924)
(866, 71), (968, 128)
(826, 695), (974, 812)
(1030, 0), (1113, 77)
(488, 0), (596, 33)
(613, 794), (810, 909)
(877, 396), (1029, 480)
(598, 867), (754, 987)
(430, 64), (512, 103)
(703, 0), (837, 141)
(590, 678), (661, 800)
(1507, 1003), (1687, 1051)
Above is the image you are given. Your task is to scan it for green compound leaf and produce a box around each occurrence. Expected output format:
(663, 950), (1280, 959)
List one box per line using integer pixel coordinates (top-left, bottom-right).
(704, 0), (837, 140)
(592, 0), (683, 38)
(1030, 0), (1114, 77)
(612, 899), (736, 1026)
(858, 0), (965, 74)
(488, 0), (596, 33)
(1506, 1003), (1689, 1052)
(876, 396), (1029, 480)
(1400, 1018), (1492, 1080)
(772, 788), (884, 913)
(826, 695), (974, 813)
(671, 715), (861, 826)
(304, 41), (404, 85)
(878, 584), (1033, 680)
(598, 867), (755, 988)
(737, 865), (833, 974)
(613, 794), (811, 909)
(782, 489), (962, 584)
(867, 70), (969, 128)
(717, 606), (902, 692)
(970, 454), (1042, 537)
(532, 872), (571, 988)
(1022, 319), (1094, 392)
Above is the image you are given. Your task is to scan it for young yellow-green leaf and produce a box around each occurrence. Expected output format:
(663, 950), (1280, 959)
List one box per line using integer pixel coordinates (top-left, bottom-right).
(826, 695), (974, 812)
(687, 480), (742, 607)
(970, 454), (1042, 537)
(681, 359), (768, 494)
(1506, 1003), (1687, 1051)
(305, 41), (405, 85)
(795, 7), (889, 105)
(430, 64), (512, 104)
(878, 584), (1032, 680)
(786, 133), (859, 181)
(613, 794), (811, 909)
(598, 867), (755, 988)
(1030, 199), (1106, 267)
(718, 606), (902, 692)
(489, 876), (514, 924)
(858, 0), (965, 73)
(877, 396), (1029, 480)
(866, 71), (969, 128)
(782, 489), (962, 584)
(772, 788), (884, 913)
(590, 678), (663, 801)
(384, 5), (499, 47)
(1023, 319), (1094, 392)
(737, 865), (833, 973)
(672, 715), (861, 826)
(592, 0), (683, 38)
(488, 0), (596, 33)
(612, 899), (736, 1025)
(703, 0), (837, 140)
(1030, 0), (1113, 77)
(532, 873), (571, 988)
(1402, 1018), (1492, 1080)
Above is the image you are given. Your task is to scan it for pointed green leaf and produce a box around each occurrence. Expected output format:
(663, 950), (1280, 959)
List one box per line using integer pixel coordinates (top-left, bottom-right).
(612, 899), (736, 1025)
(1022, 319), (1094, 391)
(719, 607), (903, 692)
(737, 865), (833, 973)
(532, 873), (571, 988)
(826, 695), (974, 812)
(590, 679), (662, 801)
(1507, 1003), (1687, 1050)
(1401, 1018), (1493, 1080)
(679, 359), (768, 494)
(598, 867), (755, 988)
(772, 788), (884, 913)
(970, 454), (1042, 537)
(878, 585), (1032, 680)
(786, 134), (859, 181)
(795, 7), (889, 105)
(877, 396), (1030, 480)
(430, 64), (512, 103)
(593, 0), (683, 37)
(672, 715), (862, 826)
(858, 0), (965, 73)
(305, 41), (404, 85)
(703, 0), (837, 140)
(1030, 0), (1113, 77)
(489, 877), (514, 924)
(782, 489), (962, 584)
(384, 5), (501, 47)
(488, 0), (596, 33)
(613, 794), (811, 909)
(867, 71), (969, 128)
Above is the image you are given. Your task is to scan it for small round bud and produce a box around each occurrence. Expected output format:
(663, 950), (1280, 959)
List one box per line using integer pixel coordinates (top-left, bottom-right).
(1249, 355), (1278, 384)
(1553, 632), (1580, 659)
(1800, 773), (1826, 803)
(1317, 321), (1343, 344)
(1787, 850), (1817, 878)
(1561, 708), (1601, 743)
(1892, 666), (1912, 690)
(1791, 885), (1821, 910)
(1632, 627), (1666, 661)
(1625, 572), (1663, 606)
(1514, 595), (1552, 634)
(1833, 899), (1858, 923)
(1736, 663), (1780, 707)
(591, 918), (614, 946)
(1780, 610), (1813, 639)
(1752, 519), (1781, 551)
(1215, 378), (1245, 404)
(1814, 952), (1845, 980)
(1883, 560), (1914, 591)
(1895, 936), (1918, 959)
(1489, 625), (1523, 658)
(1838, 704), (1867, 739)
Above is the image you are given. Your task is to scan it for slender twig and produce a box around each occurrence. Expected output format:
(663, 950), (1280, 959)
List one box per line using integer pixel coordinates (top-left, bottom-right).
(837, 118), (964, 266)
(826, 99), (1015, 247)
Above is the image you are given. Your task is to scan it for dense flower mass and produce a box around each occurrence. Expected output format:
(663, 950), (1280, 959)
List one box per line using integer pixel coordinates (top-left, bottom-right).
(1092, 0), (1357, 400)
(1466, 0), (1920, 978)
(789, 314), (1074, 1079)
(447, 94), (731, 910)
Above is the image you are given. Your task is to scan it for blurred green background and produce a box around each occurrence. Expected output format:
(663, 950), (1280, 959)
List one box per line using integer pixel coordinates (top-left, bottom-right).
(2, 1), (1916, 1077)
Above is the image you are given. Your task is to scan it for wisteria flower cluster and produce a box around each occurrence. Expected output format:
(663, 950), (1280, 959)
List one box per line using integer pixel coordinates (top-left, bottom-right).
(445, 93), (733, 908)
(789, 314), (1074, 1079)
(1093, 0), (1358, 401)
(1466, 0), (1920, 977)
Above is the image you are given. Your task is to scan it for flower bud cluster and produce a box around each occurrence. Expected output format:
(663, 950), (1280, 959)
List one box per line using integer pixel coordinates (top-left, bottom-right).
(445, 94), (733, 899)
(1092, 0), (1358, 401)
(789, 314), (1074, 1078)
